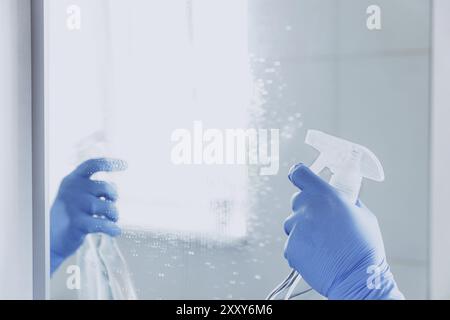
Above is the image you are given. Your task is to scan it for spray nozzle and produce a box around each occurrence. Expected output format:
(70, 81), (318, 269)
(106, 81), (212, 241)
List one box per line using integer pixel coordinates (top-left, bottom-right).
(305, 130), (384, 203)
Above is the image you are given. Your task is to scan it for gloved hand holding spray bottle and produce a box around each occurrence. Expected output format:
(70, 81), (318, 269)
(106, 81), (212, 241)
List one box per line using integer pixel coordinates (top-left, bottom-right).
(267, 130), (404, 300)
(73, 135), (137, 300)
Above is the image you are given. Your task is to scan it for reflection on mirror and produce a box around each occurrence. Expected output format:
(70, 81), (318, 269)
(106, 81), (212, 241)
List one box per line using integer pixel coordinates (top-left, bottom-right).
(48, 0), (432, 300)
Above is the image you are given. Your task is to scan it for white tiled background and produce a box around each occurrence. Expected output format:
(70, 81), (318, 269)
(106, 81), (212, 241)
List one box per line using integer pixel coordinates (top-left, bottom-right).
(249, 0), (431, 299)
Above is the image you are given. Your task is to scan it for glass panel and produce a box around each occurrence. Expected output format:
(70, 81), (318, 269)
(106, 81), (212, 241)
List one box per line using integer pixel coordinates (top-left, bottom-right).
(49, 0), (432, 299)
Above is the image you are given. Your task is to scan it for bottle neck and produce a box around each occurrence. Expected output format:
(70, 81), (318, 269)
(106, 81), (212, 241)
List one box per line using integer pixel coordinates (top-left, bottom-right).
(329, 168), (362, 204)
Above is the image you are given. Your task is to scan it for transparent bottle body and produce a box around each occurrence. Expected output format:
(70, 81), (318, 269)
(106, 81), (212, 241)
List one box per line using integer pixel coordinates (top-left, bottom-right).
(77, 234), (137, 300)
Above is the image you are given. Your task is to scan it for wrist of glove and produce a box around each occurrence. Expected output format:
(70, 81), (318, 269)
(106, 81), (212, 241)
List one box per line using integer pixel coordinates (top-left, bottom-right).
(328, 258), (404, 300)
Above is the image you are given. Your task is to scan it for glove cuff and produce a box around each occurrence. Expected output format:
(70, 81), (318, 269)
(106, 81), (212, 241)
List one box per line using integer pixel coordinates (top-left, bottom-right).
(328, 259), (405, 300)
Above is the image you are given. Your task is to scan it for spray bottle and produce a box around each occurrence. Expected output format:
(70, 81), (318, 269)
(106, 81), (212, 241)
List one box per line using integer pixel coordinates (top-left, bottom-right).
(75, 2), (137, 300)
(306, 129), (384, 201)
(267, 129), (385, 300)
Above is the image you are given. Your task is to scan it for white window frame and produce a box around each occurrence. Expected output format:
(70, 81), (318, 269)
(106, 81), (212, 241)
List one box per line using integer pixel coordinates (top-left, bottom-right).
(31, 0), (49, 300)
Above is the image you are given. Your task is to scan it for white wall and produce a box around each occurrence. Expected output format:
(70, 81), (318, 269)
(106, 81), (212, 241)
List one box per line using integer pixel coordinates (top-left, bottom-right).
(0, 0), (32, 299)
(430, 0), (450, 300)
(334, 0), (431, 299)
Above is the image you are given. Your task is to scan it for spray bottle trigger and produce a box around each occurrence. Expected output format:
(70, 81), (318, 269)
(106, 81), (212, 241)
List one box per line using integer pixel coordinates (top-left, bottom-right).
(309, 155), (326, 175)
(360, 146), (385, 182)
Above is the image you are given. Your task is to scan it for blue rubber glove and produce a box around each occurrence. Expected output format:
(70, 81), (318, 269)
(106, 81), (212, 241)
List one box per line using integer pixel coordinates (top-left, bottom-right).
(284, 164), (404, 300)
(50, 158), (127, 274)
